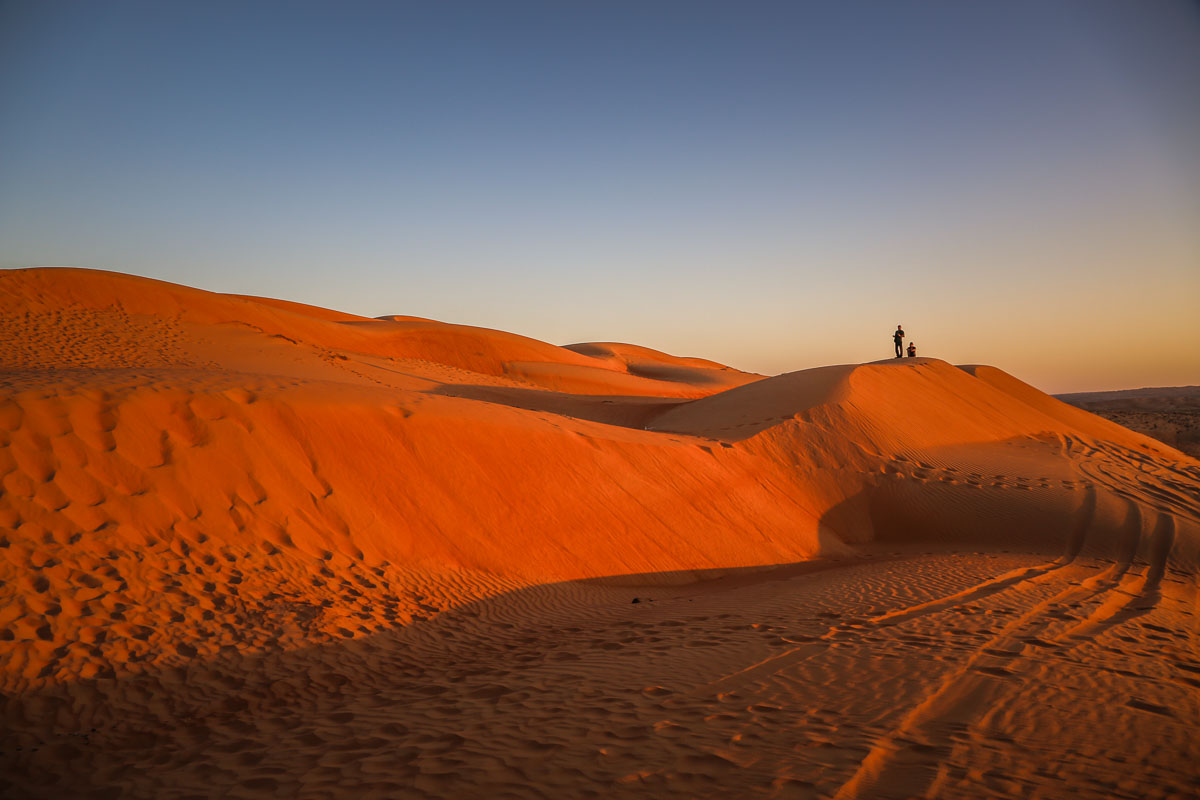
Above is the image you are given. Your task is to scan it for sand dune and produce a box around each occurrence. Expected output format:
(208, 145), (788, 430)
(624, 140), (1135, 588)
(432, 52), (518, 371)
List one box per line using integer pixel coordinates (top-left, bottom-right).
(2, 267), (1198, 799)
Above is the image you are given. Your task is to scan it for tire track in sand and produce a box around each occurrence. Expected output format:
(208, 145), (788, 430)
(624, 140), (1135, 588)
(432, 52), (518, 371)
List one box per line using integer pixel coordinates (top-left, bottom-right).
(828, 495), (1169, 800)
(687, 487), (1098, 702)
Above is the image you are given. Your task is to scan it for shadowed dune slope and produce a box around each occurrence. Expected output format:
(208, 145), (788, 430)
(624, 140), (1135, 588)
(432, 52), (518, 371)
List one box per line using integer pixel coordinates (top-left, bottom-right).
(1, 266), (1198, 692)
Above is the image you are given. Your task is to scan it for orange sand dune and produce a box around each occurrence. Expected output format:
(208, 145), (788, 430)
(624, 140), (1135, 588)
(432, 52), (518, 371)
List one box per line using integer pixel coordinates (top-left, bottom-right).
(2, 267), (1198, 799)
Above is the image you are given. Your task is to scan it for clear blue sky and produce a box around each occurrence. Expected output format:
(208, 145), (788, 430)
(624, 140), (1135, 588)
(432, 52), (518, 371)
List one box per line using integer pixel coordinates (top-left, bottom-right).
(2, 0), (1197, 392)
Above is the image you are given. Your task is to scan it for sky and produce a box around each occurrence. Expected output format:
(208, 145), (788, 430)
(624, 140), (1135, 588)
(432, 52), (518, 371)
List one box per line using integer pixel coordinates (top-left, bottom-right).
(1, 0), (1197, 393)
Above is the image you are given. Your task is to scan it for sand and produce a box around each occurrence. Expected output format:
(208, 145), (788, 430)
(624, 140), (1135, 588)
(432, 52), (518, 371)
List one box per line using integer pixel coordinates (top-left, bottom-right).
(1, 267), (1198, 799)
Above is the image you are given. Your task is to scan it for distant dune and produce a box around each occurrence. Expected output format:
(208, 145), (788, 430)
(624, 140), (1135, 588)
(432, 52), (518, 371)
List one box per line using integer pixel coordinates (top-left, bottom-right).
(1058, 386), (1200, 459)
(2, 267), (1198, 799)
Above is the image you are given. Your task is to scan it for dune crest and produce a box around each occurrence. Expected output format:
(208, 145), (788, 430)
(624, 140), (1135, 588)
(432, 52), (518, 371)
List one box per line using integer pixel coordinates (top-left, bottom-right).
(2, 267), (1198, 799)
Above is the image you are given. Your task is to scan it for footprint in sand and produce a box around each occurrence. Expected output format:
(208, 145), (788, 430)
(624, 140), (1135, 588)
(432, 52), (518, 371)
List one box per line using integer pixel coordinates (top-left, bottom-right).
(1125, 698), (1173, 717)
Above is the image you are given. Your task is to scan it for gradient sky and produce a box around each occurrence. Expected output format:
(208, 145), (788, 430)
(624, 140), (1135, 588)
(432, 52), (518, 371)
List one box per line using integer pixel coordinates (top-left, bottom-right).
(2, 1), (1197, 393)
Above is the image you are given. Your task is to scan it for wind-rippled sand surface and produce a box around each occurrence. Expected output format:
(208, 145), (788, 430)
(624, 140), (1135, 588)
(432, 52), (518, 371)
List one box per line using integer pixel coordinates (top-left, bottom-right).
(2, 268), (1198, 799)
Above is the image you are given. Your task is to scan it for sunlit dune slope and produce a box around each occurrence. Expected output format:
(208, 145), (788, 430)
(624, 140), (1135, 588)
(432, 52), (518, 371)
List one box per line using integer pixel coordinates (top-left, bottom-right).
(1, 266), (1197, 693)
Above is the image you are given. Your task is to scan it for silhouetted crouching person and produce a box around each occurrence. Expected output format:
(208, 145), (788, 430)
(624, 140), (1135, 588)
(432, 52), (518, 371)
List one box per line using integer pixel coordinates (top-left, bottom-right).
(894, 325), (905, 358)
(907, 342), (916, 358)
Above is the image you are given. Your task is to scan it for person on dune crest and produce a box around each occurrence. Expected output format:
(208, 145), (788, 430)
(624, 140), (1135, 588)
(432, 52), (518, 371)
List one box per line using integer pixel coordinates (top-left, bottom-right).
(907, 342), (917, 358)
(894, 324), (905, 358)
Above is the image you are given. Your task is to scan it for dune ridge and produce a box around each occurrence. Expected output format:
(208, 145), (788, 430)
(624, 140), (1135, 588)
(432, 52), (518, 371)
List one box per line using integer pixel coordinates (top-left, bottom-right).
(2, 267), (1198, 799)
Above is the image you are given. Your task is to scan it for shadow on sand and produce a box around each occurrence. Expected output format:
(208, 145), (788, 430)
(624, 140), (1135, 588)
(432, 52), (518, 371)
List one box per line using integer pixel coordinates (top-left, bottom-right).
(3, 468), (1189, 799)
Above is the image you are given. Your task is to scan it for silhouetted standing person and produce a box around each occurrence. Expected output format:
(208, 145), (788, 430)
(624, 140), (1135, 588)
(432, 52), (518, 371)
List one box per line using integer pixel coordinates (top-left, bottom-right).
(907, 342), (916, 358)
(894, 324), (905, 358)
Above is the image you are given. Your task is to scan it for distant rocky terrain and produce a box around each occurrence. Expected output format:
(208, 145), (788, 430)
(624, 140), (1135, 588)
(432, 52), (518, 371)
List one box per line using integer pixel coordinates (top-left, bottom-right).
(1057, 386), (1200, 459)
